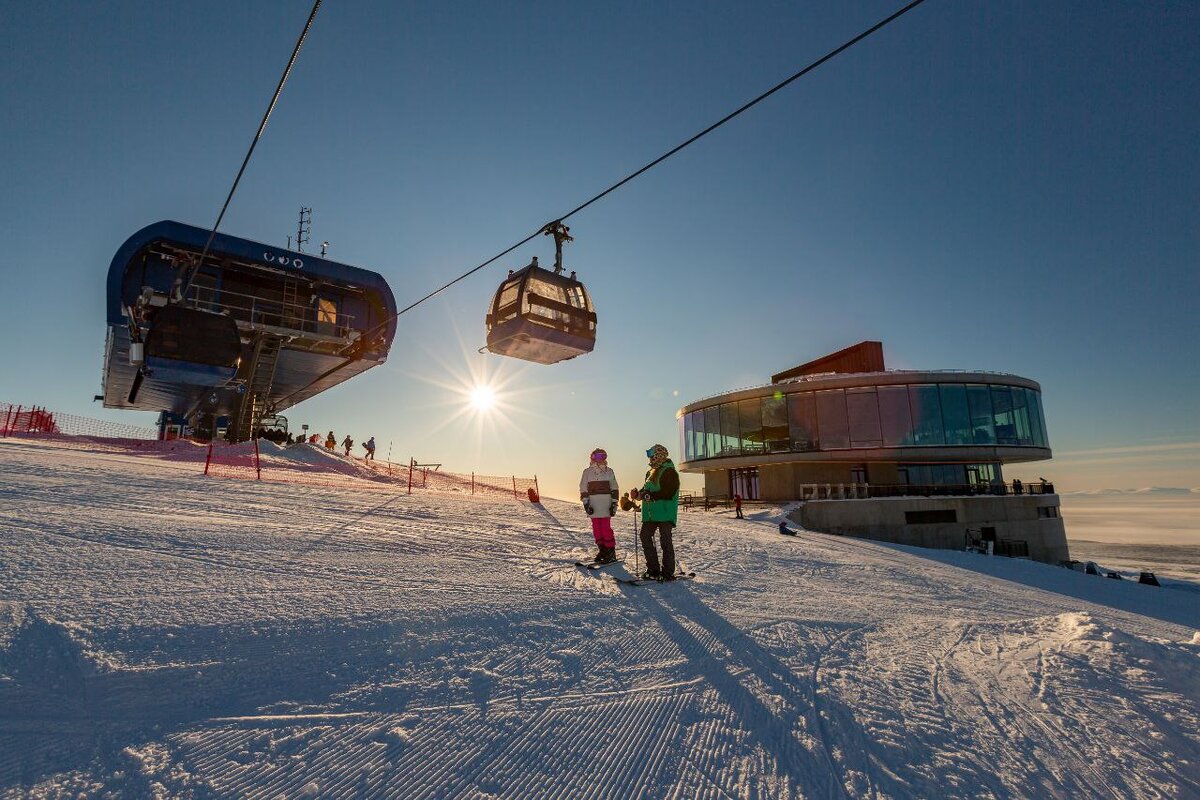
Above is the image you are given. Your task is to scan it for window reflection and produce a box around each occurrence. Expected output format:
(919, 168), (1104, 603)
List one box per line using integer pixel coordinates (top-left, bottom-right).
(691, 409), (706, 459)
(677, 383), (1046, 460)
(991, 386), (1016, 445)
(908, 385), (945, 445)
(788, 392), (818, 451)
(705, 406), (721, 459)
(966, 384), (994, 444)
(761, 395), (790, 453)
(1012, 389), (1032, 446)
(816, 390), (849, 449)
(683, 412), (693, 461)
(720, 403), (740, 457)
(878, 386), (912, 446)
(1032, 389), (1049, 447)
(846, 388), (882, 448)
(940, 384), (972, 445)
(738, 398), (764, 454)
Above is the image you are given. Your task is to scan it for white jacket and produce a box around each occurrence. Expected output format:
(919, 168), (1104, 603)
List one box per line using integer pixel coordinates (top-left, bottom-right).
(579, 465), (618, 518)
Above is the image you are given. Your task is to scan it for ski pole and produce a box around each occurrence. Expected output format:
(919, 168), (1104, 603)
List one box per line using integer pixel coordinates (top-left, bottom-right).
(633, 512), (638, 577)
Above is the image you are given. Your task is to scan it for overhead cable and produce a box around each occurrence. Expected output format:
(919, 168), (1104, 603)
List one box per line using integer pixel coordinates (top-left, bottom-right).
(178, 0), (323, 299)
(273, 0), (928, 408)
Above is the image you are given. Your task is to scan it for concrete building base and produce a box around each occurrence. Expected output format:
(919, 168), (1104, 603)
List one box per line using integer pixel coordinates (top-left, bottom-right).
(790, 495), (1069, 564)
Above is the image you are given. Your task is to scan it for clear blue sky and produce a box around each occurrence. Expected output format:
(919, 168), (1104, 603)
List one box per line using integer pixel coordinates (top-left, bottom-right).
(2, 0), (1197, 498)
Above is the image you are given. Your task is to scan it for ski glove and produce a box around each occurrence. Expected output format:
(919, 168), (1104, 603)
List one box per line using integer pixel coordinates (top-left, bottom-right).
(584, 500), (593, 515)
(609, 501), (617, 516)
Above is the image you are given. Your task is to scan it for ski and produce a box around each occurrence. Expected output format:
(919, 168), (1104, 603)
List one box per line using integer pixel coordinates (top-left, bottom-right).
(575, 558), (625, 570)
(614, 572), (696, 585)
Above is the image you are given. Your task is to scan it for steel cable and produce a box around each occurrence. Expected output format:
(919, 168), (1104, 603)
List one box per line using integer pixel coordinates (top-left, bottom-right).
(274, 0), (929, 408)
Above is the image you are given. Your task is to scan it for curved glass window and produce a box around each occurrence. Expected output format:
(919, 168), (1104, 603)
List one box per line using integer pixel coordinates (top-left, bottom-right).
(1029, 388), (1048, 447)
(940, 384), (972, 445)
(788, 392), (818, 451)
(738, 398), (764, 455)
(762, 394), (790, 453)
(991, 386), (1016, 445)
(678, 382), (1046, 461)
(878, 386), (912, 446)
(816, 390), (849, 449)
(1012, 389), (1032, 446)
(966, 384), (994, 444)
(908, 385), (945, 445)
(683, 412), (693, 461)
(704, 405), (720, 459)
(690, 410), (705, 459)
(846, 388), (882, 448)
(719, 403), (740, 457)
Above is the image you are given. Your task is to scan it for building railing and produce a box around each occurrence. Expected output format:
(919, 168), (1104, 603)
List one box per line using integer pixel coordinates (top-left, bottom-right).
(854, 480), (1055, 498)
(682, 479), (1056, 509)
(682, 369), (1036, 409)
(185, 285), (358, 340)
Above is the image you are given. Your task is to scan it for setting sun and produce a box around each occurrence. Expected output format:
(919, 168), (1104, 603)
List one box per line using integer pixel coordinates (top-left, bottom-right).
(470, 385), (496, 412)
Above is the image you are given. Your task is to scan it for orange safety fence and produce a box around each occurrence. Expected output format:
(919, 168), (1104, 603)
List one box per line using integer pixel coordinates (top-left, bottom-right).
(1, 402), (158, 441)
(204, 440), (538, 499)
(2, 402), (537, 501)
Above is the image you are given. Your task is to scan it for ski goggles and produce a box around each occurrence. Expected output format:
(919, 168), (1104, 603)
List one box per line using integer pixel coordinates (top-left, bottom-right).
(590, 450), (607, 462)
(645, 448), (656, 459)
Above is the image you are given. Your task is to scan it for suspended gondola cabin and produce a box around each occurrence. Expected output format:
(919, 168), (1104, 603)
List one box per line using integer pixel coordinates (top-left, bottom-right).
(102, 220), (397, 440)
(484, 223), (596, 365)
(484, 262), (596, 364)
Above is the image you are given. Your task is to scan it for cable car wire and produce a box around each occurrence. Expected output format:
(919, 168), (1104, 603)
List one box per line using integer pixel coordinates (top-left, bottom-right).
(177, 0), (323, 299)
(272, 0), (927, 408)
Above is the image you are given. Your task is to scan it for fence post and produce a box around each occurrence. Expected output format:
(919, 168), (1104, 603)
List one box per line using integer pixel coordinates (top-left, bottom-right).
(471, 472), (475, 494)
(534, 475), (540, 499)
(407, 458), (413, 495)
(512, 475), (517, 499)
(253, 437), (261, 481)
(204, 442), (213, 475)
(1, 404), (15, 437)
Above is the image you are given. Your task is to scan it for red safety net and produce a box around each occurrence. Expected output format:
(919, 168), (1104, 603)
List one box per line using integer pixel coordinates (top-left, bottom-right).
(0, 403), (158, 441)
(2, 402), (538, 501)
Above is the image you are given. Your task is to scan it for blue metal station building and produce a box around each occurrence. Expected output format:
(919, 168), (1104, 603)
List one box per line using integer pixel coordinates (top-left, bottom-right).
(101, 220), (397, 440)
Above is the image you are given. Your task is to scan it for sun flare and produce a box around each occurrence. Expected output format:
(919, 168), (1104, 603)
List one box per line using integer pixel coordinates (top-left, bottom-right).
(470, 385), (497, 412)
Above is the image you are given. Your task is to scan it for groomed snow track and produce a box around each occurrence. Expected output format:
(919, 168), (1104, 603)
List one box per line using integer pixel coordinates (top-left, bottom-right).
(1, 437), (1197, 798)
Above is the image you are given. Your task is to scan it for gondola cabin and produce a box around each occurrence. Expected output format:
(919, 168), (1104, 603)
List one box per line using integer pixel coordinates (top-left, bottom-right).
(102, 220), (397, 440)
(484, 264), (596, 364)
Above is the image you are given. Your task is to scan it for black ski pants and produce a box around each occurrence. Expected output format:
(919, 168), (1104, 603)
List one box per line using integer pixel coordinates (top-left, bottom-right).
(640, 521), (675, 577)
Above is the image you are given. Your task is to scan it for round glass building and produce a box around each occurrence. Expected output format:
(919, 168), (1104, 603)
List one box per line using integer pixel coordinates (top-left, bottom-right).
(676, 342), (1053, 501)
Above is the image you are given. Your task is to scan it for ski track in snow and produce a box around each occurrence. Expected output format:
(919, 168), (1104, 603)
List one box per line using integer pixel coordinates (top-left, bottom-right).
(0, 438), (1198, 799)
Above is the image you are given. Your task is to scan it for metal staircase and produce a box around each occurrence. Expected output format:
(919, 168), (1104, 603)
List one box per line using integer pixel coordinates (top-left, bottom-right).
(229, 333), (284, 442)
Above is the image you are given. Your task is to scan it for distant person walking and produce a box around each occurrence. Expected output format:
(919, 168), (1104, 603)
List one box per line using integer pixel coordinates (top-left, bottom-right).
(342, 435), (354, 456)
(325, 431), (336, 450)
(638, 444), (680, 580)
(734, 493), (744, 519)
(580, 448), (619, 564)
(363, 436), (376, 460)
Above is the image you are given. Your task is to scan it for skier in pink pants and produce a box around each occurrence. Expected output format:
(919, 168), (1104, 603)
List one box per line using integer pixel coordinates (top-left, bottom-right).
(580, 448), (619, 564)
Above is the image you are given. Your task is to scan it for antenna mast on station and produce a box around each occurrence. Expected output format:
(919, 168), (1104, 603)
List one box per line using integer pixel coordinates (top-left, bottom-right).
(295, 207), (312, 253)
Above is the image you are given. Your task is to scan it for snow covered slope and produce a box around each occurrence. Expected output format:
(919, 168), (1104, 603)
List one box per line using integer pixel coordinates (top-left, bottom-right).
(1, 437), (1197, 799)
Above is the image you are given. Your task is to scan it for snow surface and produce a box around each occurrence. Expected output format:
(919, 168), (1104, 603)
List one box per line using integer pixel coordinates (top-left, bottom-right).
(1, 436), (1198, 799)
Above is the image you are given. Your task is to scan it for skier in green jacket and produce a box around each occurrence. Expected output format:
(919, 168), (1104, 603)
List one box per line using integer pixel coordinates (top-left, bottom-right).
(638, 444), (681, 580)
